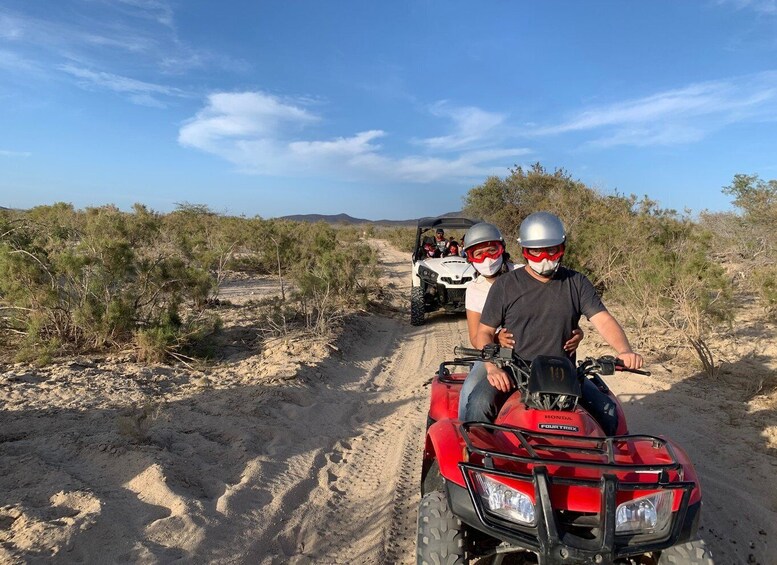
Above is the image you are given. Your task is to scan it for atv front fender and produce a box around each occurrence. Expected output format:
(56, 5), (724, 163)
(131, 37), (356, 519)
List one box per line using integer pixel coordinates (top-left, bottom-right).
(424, 420), (467, 488)
(663, 437), (703, 506)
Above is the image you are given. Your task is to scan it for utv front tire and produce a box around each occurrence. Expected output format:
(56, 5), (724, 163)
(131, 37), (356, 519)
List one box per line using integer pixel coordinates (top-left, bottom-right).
(411, 286), (425, 326)
(417, 490), (467, 565)
(657, 539), (714, 564)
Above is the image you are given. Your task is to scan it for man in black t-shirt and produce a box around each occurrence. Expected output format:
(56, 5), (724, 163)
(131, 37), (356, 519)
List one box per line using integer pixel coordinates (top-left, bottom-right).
(465, 212), (643, 435)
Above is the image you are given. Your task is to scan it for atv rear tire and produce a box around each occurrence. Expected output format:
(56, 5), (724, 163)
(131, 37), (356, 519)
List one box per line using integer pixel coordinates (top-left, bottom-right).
(417, 490), (467, 565)
(411, 286), (425, 326)
(656, 539), (714, 564)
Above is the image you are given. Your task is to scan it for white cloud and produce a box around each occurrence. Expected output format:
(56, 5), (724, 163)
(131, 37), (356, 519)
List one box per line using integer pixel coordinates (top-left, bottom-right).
(419, 102), (507, 150)
(534, 71), (777, 147)
(179, 92), (318, 152)
(179, 91), (530, 183)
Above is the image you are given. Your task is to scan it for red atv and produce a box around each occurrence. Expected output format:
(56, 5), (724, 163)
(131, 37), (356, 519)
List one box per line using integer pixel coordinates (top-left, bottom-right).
(417, 345), (714, 564)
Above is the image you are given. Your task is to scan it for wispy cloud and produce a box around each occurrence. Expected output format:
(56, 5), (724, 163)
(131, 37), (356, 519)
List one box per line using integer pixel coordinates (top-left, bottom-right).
(113, 0), (176, 28)
(179, 91), (530, 182)
(718, 0), (777, 15)
(0, 150), (31, 158)
(418, 102), (507, 151)
(0, 3), (247, 92)
(59, 64), (186, 106)
(533, 72), (777, 147)
(0, 49), (43, 74)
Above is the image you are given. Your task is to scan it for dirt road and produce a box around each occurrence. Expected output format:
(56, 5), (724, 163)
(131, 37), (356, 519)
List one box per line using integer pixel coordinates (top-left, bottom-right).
(1, 240), (774, 563)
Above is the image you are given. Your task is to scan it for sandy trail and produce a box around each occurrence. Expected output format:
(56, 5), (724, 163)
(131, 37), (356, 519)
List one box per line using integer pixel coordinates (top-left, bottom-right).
(1, 240), (775, 564)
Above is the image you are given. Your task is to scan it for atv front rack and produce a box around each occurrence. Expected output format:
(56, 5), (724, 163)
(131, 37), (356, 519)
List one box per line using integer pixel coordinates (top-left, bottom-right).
(461, 421), (684, 474)
(454, 422), (699, 564)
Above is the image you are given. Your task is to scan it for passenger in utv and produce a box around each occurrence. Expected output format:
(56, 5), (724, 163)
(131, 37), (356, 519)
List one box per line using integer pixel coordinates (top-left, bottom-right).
(457, 222), (584, 420)
(466, 212), (642, 435)
(433, 228), (449, 254)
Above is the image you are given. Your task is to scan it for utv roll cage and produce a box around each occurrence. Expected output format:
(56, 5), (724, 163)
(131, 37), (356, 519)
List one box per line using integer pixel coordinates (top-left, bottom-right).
(412, 216), (480, 261)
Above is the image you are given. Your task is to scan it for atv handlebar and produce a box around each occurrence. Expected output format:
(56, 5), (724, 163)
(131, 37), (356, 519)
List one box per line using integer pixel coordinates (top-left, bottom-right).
(453, 345), (515, 366)
(453, 347), (651, 376)
(581, 355), (651, 376)
(453, 346), (480, 357)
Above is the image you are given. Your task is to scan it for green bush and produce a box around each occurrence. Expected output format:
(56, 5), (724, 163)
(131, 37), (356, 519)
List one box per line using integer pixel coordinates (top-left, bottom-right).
(0, 204), (216, 361)
(753, 266), (777, 319)
(381, 226), (416, 252)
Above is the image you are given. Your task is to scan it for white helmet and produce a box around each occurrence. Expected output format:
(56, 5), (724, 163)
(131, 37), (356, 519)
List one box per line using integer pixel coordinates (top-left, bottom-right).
(462, 222), (504, 252)
(518, 212), (566, 248)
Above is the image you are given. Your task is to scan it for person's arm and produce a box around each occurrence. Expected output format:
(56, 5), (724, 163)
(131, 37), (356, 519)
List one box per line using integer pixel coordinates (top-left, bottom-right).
(589, 311), (643, 369)
(466, 309), (481, 347)
(475, 323), (512, 392)
(475, 322), (497, 349)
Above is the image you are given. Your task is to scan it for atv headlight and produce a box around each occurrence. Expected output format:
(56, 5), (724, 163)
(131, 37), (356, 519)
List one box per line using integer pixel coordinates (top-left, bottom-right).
(473, 472), (535, 525)
(615, 491), (673, 535)
(419, 266), (438, 282)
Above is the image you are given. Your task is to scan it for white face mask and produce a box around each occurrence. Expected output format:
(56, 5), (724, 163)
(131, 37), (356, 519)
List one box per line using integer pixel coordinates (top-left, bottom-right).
(474, 256), (503, 277)
(528, 258), (560, 277)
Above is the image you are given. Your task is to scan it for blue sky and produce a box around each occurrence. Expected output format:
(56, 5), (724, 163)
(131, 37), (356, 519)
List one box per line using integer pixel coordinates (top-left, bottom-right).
(1, 0), (776, 220)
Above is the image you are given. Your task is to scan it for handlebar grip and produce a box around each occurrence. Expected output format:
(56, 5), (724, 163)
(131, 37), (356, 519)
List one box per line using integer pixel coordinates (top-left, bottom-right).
(613, 357), (651, 376)
(615, 366), (652, 376)
(453, 346), (482, 357)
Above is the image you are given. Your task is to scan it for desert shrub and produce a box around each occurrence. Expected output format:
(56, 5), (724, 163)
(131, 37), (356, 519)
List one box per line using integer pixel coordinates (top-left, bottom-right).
(381, 226), (416, 252)
(289, 223), (380, 334)
(703, 175), (777, 316)
(163, 203), (250, 290)
(0, 203), (216, 361)
(752, 266), (777, 318)
(334, 224), (369, 243)
(723, 174), (777, 229)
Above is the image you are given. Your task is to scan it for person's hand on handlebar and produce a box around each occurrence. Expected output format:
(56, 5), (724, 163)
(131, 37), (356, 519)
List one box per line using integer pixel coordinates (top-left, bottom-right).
(486, 364), (513, 393)
(618, 351), (643, 370)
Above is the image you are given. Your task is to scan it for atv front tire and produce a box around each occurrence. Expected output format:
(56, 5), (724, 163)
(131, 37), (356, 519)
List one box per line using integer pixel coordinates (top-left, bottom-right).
(417, 490), (467, 565)
(656, 539), (714, 564)
(411, 286), (425, 326)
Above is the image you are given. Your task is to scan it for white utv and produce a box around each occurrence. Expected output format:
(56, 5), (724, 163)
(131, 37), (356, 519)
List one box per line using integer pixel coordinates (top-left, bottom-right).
(410, 216), (478, 326)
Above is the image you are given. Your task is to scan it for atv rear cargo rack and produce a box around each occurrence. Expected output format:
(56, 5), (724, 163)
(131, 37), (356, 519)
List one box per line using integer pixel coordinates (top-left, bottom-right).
(452, 422), (699, 564)
(435, 360), (473, 383)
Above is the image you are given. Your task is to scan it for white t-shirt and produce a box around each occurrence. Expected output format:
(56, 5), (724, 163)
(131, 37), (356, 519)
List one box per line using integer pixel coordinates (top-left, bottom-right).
(465, 262), (521, 313)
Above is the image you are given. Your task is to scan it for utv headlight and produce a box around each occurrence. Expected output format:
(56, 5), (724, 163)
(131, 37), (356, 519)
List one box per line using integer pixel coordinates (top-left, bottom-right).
(615, 491), (673, 535)
(419, 267), (438, 282)
(473, 472), (536, 525)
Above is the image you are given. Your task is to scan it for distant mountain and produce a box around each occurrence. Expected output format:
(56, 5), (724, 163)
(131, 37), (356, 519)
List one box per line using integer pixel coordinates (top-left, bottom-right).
(278, 211), (466, 226)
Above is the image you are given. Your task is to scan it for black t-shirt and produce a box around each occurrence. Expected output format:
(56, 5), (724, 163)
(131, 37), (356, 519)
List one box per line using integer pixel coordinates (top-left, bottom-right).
(480, 266), (606, 361)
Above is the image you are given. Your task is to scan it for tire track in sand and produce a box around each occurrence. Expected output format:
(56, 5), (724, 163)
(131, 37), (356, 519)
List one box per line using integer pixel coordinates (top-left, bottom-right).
(307, 241), (471, 564)
(215, 240), (471, 564)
